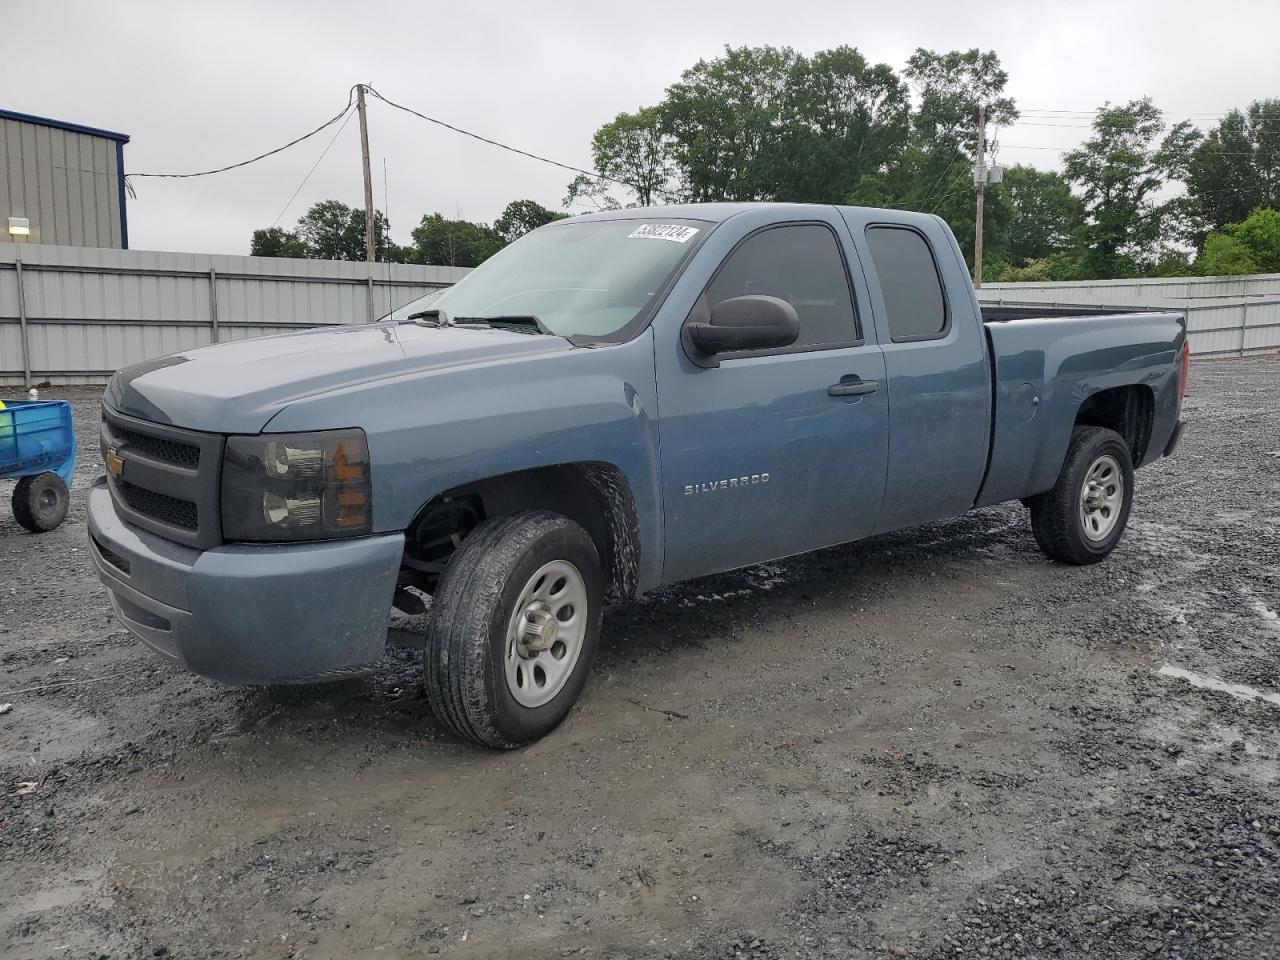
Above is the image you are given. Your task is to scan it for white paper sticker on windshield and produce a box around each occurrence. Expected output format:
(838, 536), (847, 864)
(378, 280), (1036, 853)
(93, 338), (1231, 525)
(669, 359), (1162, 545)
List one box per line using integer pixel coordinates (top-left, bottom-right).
(627, 223), (700, 243)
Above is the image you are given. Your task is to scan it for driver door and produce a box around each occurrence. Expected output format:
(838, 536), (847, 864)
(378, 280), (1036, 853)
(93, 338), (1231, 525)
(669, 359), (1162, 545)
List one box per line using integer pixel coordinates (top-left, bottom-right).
(657, 217), (889, 583)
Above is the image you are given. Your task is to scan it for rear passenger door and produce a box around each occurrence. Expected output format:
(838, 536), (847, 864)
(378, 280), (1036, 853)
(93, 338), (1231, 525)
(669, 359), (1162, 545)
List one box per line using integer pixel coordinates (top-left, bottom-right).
(846, 214), (991, 533)
(656, 212), (889, 583)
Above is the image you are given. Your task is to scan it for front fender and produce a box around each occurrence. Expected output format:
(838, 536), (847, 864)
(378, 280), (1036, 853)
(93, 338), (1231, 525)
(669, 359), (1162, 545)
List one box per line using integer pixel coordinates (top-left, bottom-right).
(262, 331), (664, 592)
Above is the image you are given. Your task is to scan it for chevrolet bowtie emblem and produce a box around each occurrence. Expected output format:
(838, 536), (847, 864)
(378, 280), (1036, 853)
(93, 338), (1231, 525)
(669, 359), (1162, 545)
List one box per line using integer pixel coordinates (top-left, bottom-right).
(106, 447), (124, 478)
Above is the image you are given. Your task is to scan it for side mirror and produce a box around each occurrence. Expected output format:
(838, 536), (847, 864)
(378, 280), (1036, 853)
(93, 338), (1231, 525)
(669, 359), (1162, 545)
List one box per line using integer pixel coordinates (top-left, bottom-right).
(684, 295), (800, 366)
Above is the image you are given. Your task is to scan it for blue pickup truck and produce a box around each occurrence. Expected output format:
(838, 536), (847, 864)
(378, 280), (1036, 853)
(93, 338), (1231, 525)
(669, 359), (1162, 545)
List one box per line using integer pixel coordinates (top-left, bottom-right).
(87, 203), (1188, 747)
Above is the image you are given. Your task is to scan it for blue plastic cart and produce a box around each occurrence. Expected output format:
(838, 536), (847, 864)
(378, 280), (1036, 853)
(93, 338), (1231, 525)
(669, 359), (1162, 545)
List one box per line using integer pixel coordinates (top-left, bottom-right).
(0, 399), (76, 532)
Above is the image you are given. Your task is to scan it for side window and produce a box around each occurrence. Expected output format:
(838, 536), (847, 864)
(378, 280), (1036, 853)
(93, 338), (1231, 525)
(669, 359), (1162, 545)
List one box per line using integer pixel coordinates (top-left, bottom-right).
(704, 224), (858, 350)
(865, 226), (947, 341)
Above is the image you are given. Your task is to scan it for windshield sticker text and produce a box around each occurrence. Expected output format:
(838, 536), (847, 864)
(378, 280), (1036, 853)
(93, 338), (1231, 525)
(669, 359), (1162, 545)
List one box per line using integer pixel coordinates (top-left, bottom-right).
(627, 223), (700, 243)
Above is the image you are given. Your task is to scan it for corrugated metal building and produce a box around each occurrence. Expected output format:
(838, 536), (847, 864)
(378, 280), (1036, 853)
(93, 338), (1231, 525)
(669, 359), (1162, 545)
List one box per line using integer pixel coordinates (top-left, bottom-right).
(1, 108), (130, 249)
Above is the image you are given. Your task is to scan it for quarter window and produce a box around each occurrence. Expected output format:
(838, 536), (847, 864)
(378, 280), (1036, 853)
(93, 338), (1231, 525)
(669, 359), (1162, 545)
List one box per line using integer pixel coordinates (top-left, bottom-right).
(865, 226), (947, 341)
(704, 224), (858, 349)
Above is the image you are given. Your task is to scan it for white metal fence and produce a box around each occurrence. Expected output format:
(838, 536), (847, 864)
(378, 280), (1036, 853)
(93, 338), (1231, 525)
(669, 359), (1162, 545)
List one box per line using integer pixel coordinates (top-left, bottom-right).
(980, 273), (1280, 304)
(978, 274), (1280, 358)
(0, 242), (470, 386)
(3, 243), (1274, 384)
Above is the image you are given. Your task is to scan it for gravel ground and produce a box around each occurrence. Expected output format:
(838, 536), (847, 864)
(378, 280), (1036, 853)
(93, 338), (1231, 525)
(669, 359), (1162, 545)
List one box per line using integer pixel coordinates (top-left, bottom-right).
(1, 358), (1277, 960)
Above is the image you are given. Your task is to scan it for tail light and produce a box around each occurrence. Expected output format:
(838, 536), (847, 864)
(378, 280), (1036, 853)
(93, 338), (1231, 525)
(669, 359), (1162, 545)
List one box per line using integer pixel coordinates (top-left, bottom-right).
(1179, 341), (1190, 401)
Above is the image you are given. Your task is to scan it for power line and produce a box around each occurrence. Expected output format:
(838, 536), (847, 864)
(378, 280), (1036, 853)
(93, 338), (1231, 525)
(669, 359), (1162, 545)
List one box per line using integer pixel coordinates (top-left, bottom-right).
(999, 143), (1270, 156)
(363, 85), (624, 187)
(270, 106), (357, 228)
(920, 151), (966, 209)
(1022, 107), (1280, 118)
(131, 86), (359, 179)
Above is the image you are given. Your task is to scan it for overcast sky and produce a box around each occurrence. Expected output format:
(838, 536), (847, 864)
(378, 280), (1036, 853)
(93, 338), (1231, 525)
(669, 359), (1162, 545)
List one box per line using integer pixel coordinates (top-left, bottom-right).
(8, 0), (1276, 255)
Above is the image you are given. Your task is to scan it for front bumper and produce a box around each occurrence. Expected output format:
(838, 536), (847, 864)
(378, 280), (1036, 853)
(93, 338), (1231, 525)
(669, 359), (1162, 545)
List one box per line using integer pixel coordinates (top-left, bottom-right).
(87, 478), (404, 684)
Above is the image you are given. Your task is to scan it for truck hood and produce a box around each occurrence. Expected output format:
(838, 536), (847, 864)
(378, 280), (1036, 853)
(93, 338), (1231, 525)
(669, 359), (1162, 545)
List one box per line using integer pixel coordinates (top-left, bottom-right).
(103, 322), (571, 433)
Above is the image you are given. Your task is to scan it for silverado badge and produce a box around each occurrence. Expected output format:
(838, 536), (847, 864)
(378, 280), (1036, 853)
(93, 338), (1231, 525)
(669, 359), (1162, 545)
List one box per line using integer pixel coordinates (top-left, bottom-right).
(684, 473), (769, 495)
(106, 447), (124, 478)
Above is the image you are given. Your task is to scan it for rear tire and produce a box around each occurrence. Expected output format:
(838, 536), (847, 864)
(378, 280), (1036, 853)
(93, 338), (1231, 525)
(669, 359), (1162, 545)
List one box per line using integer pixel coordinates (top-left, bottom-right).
(424, 510), (603, 749)
(12, 473), (70, 533)
(1029, 426), (1133, 565)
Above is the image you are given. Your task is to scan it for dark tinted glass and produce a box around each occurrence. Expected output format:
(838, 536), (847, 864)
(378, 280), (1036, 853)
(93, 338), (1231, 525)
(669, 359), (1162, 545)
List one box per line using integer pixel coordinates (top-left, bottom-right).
(865, 227), (947, 340)
(705, 224), (857, 348)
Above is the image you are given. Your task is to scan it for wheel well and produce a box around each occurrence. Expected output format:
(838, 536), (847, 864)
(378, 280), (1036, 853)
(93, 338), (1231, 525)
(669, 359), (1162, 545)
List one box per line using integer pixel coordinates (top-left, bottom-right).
(401, 463), (641, 600)
(1074, 385), (1155, 465)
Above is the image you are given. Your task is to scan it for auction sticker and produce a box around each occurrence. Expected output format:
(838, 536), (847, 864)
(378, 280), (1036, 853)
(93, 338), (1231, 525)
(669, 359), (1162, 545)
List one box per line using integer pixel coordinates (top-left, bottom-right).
(627, 223), (700, 243)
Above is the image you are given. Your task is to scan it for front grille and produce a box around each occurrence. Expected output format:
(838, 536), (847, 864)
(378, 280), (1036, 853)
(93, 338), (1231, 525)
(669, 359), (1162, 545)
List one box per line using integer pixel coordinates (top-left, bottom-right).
(119, 481), (199, 531)
(101, 406), (223, 548)
(114, 427), (201, 468)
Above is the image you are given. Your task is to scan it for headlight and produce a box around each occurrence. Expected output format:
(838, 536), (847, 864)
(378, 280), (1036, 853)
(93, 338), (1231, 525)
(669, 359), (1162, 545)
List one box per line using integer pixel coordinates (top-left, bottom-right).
(221, 429), (372, 542)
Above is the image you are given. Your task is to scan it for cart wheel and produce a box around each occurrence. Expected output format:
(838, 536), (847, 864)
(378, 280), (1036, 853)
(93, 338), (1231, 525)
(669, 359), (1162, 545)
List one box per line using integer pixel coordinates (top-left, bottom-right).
(13, 473), (70, 532)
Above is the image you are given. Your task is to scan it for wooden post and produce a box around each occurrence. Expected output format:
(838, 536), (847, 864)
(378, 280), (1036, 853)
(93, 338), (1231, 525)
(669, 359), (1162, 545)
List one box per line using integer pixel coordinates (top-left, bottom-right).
(15, 258), (31, 390)
(974, 105), (986, 289)
(209, 267), (220, 343)
(356, 85), (376, 263)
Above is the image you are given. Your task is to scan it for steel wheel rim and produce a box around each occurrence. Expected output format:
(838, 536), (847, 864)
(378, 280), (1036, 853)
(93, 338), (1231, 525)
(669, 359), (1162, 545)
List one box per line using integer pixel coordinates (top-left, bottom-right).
(504, 559), (588, 708)
(1080, 454), (1124, 542)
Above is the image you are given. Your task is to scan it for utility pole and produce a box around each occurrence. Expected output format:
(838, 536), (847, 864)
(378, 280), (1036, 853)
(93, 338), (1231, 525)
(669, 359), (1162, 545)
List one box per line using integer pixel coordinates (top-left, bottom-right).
(356, 84), (376, 262)
(973, 104), (986, 288)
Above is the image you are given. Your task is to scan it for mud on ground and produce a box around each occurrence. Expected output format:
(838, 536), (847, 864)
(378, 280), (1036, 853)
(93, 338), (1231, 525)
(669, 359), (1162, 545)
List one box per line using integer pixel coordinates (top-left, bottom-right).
(1, 358), (1278, 960)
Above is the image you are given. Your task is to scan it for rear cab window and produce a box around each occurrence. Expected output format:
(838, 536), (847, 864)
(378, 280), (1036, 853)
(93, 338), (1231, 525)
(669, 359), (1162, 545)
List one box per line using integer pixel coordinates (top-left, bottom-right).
(864, 226), (948, 342)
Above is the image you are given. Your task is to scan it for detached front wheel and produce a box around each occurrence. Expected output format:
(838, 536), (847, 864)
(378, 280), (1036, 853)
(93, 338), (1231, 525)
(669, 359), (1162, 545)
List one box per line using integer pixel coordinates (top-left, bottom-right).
(424, 510), (603, 748)
(1029, 426), (1134, 565)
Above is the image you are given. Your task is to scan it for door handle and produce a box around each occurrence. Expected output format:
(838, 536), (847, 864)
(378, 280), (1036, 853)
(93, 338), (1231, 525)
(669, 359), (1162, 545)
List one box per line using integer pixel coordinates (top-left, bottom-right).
(828, 378), (880, 397)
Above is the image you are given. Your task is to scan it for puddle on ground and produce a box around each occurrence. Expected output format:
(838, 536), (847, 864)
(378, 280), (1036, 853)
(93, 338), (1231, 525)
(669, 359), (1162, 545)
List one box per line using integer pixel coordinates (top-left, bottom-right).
(1158, 664), (1280, 708)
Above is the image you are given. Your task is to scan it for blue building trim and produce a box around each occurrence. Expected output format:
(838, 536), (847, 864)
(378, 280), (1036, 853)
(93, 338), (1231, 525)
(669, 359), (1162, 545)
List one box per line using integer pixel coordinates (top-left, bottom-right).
(0, 107), (130, 143)
(115, 141), (129, 249)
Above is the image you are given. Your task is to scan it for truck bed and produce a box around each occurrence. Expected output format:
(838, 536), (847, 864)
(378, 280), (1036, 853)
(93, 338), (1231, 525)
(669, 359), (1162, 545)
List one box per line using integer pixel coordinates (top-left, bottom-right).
(975, 307), (1186, 508)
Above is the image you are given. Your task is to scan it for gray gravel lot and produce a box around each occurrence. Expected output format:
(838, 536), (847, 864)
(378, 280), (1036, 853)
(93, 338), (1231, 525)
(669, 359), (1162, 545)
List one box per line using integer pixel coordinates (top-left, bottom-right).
(1, 358), (1278, 960)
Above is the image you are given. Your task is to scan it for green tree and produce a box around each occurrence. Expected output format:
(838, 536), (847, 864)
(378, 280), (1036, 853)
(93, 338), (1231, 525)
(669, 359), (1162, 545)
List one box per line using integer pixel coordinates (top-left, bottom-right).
(892, 48), (1020, 271)
(494, 199), (568, 244)
(293, 200), (392, 261)
(993, 249), (1088, 283)
(1196, 233), (1260, 275)
(1185, 101), (1280, 236)
(1195, 207), (1280, 274)
(904, 48), (1017, 150)
(565, 107), (678, 209)
(1224, 206), (1280, 271)
(778, 46), (910, 202)
(410, 213), (503, 267)
(250, 226), (307, 258)
(654, 45), (909, 204)
(659, 45), (801, 201)
(1063, 98), (1197, 277)
(1000, 166), (1084, 265)
(250, 202), (395, 260)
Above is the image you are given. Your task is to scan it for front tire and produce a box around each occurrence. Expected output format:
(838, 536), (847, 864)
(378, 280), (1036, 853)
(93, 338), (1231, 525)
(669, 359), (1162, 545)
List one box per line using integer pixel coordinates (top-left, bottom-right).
(424, 510), (604, 748)
(13, 473), (70, 533)
(1029, 426), (1134, 565)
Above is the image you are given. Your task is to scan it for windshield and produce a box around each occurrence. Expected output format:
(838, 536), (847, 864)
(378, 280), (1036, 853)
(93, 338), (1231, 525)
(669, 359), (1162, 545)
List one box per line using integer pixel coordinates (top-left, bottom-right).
(388, 218), (707, 339)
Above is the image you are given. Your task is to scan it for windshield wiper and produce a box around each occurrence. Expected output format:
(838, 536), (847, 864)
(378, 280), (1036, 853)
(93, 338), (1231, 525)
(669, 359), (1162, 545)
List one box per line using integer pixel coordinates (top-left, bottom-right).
(405, 308), (450, 327)
(452, 315), (552, 335)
